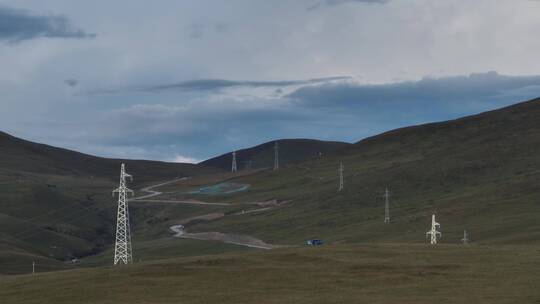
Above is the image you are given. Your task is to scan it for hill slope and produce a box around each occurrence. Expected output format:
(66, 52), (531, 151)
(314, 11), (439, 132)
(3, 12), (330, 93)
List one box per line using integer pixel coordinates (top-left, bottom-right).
(0, 131), (214, 182)
(3, 244), (540, 304)
(0, 131), (218, 273)
(163, 97), (540, 246)
(200, 139), (350, 171)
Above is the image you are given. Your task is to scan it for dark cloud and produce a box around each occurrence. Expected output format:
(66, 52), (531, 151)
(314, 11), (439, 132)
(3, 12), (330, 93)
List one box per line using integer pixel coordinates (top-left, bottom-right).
(308, 0), (390, 11)
(287, 72), (540, 114)
(0, 5), (96, 43)
(64, 78), (78, 87)
(88, 76), (352, 95)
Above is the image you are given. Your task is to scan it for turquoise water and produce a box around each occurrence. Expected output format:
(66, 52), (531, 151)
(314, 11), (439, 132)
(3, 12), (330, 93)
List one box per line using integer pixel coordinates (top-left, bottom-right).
(188, 182), (250, 195)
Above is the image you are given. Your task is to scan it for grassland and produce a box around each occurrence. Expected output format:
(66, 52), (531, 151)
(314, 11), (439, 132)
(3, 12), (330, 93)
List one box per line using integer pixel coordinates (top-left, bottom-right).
(4, 99), (540, 302)
(159, 98), (540, 248)
(0, 130), (223, 274)
(2, 244), (540, 303)
(200, 138), (350, 171)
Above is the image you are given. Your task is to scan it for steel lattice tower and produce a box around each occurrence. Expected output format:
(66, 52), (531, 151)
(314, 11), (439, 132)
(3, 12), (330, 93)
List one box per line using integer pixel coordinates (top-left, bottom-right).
(461, 230), (469, 244)
(384, 187), (390, 223)
(112, 163), (134, 265)
(273, 141), (279, 170)
(231, 151), (237, 173)
(338, 162), (344, 191)
(426, 214), (441, 245)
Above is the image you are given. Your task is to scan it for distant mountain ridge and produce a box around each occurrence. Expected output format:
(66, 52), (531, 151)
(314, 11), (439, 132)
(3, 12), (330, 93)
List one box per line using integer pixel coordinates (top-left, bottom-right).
(200, 138), (351, 171)
(0, 131), (216, 182)
(189, 97), (540, 247)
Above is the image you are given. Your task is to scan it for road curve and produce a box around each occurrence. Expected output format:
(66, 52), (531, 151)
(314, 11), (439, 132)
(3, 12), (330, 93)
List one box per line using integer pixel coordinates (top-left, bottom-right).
(134, 178), (283, 250)
(131, 178), (231, 206)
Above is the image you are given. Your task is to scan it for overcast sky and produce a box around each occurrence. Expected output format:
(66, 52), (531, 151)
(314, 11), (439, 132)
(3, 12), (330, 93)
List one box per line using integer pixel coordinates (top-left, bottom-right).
(2, 0), (540, 162)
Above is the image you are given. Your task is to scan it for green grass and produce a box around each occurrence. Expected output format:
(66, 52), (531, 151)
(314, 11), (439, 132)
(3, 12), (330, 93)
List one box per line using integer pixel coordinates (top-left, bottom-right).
(5, 98), (540, 303)
(80, 238), (252, 268)
(2, 244), (540, 303)
(166, 98), (540, 248)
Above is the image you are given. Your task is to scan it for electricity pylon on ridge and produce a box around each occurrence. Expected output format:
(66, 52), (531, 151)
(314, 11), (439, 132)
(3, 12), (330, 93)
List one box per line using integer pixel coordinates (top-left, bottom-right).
(231, 151), (237, 173)
(384, 187), (390, 223)
(112, 163), (134, 265)
(273, 141), (279, 171)
(338, 161), (344, 192)
(426, 214), (441, 245)
(461, 230), (470, 244)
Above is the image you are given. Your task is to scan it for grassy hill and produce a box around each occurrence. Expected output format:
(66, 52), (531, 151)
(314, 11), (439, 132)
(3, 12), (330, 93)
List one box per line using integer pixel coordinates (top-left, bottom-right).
(2, 243), (540, 303)
(158, 97), (540, 247)
(0, 131), (218, 274)
(0, 131), (213, 182)
(4, 97), (540, 275)
(200, 139), (350, 171)
(4, 98), (540, 302)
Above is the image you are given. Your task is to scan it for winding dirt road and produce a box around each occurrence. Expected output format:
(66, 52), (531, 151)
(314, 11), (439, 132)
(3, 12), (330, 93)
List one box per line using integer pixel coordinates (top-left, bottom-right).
(131, 178), (230, 206)
(132, 178), (284, 250)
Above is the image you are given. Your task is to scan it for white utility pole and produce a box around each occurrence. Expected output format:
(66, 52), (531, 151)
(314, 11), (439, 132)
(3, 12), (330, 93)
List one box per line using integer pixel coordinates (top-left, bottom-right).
(112, 163), (134, 265)
(32, 261), (35, 275)
(384, 187), (390, 223)
(338, 162), (344, 192)
(426, 214), (441, 245)
(461, 230), (469, 244)
(231, 151), (237, 173)
(273, 141), (279, 170)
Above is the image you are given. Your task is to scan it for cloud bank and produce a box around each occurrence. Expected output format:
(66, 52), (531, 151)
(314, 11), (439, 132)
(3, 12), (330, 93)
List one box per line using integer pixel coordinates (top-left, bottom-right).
(308, 0), (390, 10)
(0, 5), (95, 43)
(72, 72), (540, 161)
(88, 76), (352, 95)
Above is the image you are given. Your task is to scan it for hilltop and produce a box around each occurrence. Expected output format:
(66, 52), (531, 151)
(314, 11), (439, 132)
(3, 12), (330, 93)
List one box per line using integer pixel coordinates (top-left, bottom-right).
(0, 131), (212, 181)
(157, 97), (540, 247)
(4, 97), (540, 276)
(200, 139), (350, 171)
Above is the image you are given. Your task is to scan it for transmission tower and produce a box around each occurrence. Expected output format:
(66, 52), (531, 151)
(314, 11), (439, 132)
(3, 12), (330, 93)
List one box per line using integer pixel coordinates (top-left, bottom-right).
(112, 163), (134, 265)
(243, 159), (253, 170)
(461, 230), (469, 245)
(273, 141), (279, 170)
(384, 187), (390, 223)
(231, 151), (237, 173)
(426, 214), (441, 245)
(338, 161), (344, 191)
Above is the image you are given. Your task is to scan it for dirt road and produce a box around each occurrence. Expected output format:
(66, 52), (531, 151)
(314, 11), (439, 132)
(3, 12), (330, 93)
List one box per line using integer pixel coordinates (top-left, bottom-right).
(134, 178), (285, 250)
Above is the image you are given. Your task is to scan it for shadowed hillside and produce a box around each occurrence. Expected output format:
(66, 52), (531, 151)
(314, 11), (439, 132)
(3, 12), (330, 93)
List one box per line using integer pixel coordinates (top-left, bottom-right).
(200, 139), (350, 171)
(173, 97), (540, 246)
(0, 131), (215, 182)
(0, 131), (218, 274)
(4, 97), (540, 276)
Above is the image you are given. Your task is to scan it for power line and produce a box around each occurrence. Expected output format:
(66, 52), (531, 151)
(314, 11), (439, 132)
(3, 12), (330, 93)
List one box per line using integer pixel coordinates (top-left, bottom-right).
(384, 187), (390, 223)
(231, 151), (237, 173)
(461, 230), (470, 244)
(338, 162), (344, 192)
(273, 141), (279, 170)
(426, 214), (441, 244)
(112, 163), (134, 265)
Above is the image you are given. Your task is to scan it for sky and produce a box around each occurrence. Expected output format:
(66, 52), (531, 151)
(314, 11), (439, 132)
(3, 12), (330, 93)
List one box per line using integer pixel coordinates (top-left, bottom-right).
(2, 0), (540, 163)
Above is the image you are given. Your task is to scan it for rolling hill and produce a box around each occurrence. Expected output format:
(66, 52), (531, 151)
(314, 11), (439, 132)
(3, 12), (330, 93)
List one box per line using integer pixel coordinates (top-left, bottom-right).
(199, 139), (350, 171)
(159, 97), (540, 247)
(0, 131), (218, 274)
(4, 96), (540, 277)
(0, 131), (214, 181)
